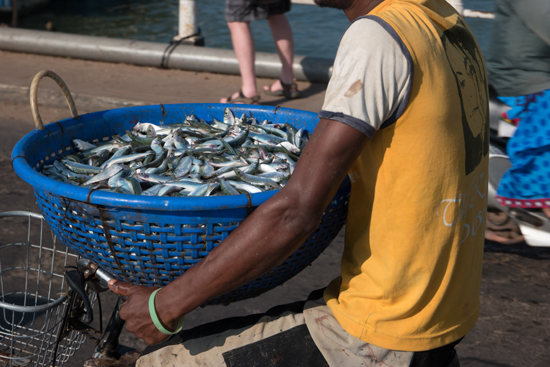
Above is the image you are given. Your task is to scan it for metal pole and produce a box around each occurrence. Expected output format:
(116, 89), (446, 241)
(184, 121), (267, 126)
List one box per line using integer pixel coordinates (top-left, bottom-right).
(92, 296), (126, 359)
(178, 0), (197, 39)
(0, 28), (332, 82)
(11, 0), (18, 27)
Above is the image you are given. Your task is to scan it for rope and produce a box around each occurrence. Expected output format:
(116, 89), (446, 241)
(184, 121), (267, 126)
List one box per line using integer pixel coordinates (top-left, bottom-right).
(160, 28), (202, 69)
(86, 188), (101, 204)
(99, 207), (132, 283)
(244, 192), (254, 216)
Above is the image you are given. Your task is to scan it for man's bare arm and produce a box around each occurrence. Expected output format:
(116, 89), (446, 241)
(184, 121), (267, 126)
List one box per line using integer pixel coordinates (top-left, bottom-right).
(109, 118), (368, 345)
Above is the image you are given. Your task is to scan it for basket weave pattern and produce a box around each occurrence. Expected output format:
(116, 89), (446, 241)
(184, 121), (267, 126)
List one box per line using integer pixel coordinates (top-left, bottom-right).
(35, 185), (349, 305)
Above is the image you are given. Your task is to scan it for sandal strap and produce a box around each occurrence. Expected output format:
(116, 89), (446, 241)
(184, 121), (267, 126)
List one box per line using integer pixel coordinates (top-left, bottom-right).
(280, 80), (297, 91)
(280, 80), (300, 99)
(247, 93), (261, 103)
(227, 90), (261, 104)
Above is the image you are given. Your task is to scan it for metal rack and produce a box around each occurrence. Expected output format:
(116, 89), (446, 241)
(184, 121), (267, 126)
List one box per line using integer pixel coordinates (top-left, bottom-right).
(0, 211), (88, 367)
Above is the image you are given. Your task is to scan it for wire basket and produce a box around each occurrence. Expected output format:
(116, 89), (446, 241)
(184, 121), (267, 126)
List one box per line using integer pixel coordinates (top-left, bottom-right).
(0, 211), (88, 367)
(12, 71), (350, 305)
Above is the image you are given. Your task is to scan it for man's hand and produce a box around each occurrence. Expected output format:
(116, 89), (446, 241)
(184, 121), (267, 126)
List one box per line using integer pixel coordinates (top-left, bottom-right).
(108, 280), (176, 345)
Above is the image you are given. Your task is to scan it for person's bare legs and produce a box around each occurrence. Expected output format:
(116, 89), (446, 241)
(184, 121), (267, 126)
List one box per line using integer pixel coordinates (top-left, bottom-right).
(220, 21), (258, 103)
(265, 14), (295, 93)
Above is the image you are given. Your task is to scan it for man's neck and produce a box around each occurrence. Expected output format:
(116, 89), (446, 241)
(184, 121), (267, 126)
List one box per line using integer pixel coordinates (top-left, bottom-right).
(344, 0), (386, 21)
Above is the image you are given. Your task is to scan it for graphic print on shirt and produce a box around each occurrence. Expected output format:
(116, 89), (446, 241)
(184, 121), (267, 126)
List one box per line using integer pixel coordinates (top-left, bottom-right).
(441, 19), (489, 176)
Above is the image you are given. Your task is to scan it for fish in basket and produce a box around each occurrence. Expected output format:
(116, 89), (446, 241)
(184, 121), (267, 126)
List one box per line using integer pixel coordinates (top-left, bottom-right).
(40, 108), (307, 197)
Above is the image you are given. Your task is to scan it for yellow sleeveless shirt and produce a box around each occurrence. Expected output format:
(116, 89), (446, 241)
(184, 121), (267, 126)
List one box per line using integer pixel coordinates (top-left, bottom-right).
(324, 0), (489, 351)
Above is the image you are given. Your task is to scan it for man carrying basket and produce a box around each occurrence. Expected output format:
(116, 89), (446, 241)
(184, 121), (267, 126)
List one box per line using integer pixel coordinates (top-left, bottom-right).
(109, 0), (489, 366)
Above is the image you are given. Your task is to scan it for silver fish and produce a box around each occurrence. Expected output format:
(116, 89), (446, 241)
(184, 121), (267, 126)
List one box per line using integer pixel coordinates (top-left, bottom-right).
(62, 159), (103, 174)
(142, 184), (165, 196)
(103, 151), (155, 169)
(234, 168), (282, 190)
(121, 177), (143, 195)
(84, 164), (127, 186)
(173, 156), (193, 178)
(228, 180), (263, 194)
(73, 139), (96, 150)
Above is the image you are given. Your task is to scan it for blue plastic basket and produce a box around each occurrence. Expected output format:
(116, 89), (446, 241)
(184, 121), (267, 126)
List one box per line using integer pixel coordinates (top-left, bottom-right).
(12, 102), (349, 305)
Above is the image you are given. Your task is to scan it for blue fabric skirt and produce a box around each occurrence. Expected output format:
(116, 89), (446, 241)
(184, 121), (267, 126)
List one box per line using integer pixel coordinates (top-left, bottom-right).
(496, 89), (550, 208)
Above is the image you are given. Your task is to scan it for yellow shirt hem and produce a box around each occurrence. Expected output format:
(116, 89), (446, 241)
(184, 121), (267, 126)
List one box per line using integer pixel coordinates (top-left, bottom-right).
(328, 304), (479, 351)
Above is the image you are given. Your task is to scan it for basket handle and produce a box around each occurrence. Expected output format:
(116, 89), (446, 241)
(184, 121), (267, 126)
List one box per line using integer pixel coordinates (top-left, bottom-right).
(30, 70), (79, 130)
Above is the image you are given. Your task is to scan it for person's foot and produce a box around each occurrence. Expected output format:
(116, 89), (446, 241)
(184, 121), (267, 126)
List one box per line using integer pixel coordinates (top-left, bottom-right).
(263, 79), (301, 99)
(220, 91), (239, 103)
(263, 80), (284, 95)
(220, 90), (261, 105)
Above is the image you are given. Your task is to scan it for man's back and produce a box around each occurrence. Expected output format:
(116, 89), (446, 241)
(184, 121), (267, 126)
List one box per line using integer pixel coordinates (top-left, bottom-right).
(323, 0), (489, 351)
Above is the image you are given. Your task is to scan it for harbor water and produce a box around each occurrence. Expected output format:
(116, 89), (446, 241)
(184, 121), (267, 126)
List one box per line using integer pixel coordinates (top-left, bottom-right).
(8, 0), (496, 59)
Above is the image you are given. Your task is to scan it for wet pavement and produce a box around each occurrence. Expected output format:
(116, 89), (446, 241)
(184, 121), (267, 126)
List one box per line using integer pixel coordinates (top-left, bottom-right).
(0, 49), (548, 367)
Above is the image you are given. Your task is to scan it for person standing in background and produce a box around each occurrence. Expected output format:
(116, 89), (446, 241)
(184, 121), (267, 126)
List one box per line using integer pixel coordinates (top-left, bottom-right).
(220, 0), (301, 104)
(486, 0), (550, 243)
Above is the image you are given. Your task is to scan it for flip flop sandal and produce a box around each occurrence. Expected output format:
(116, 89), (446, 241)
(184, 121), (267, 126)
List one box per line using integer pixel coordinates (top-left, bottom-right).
(263, 80), (285, 97)
(263, 80), (301, 99)
(226, 90), (261, 105)
(484, 228), (525, 245)
(281, 81), (301, 99)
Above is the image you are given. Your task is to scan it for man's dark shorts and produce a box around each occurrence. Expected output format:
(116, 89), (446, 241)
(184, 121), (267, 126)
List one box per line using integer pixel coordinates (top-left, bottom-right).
(225, 0), (291, 22)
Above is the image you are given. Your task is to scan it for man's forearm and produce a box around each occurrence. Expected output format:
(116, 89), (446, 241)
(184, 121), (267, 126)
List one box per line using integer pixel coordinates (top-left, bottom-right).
(153, 187), (322, 325)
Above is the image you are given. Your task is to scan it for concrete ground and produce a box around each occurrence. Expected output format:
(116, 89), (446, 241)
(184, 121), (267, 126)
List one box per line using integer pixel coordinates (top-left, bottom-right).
(0, 50), (549, 367)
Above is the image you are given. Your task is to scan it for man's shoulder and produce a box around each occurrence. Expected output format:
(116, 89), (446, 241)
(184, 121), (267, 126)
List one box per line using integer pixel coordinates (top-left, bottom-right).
(340, 16), (403, 51)
(346, 16), (391, 37)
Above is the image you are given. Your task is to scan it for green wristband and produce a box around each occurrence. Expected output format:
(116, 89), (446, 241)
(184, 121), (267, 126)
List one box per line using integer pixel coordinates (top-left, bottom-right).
(149, 288), (184, 335)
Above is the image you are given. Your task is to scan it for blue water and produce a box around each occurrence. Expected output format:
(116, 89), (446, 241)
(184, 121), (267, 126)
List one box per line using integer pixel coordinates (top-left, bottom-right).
(14, 0), (495, 59)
